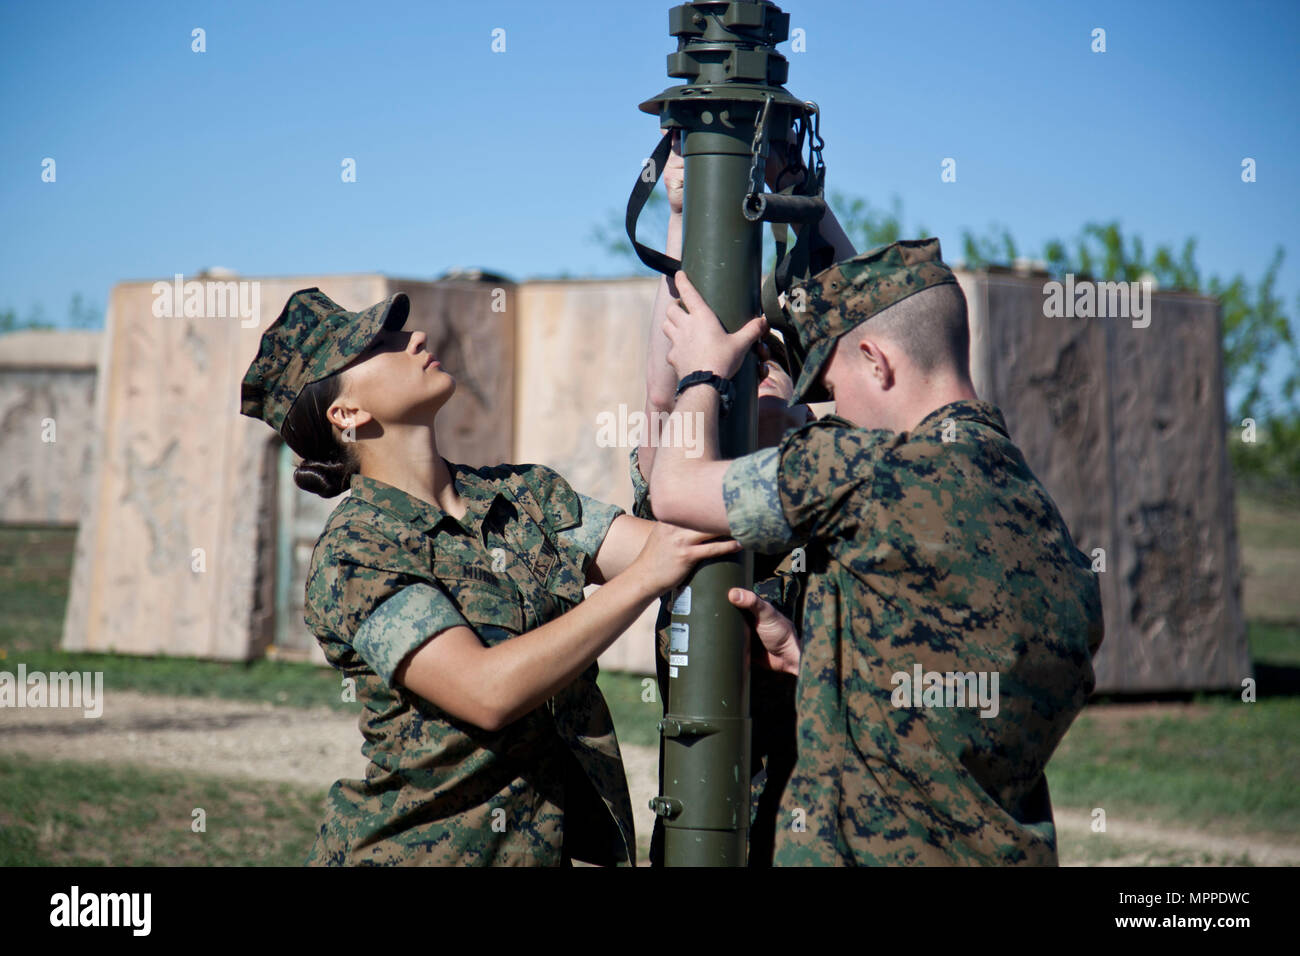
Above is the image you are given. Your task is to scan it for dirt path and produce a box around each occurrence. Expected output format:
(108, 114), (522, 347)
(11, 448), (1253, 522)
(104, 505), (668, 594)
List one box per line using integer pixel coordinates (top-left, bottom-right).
(3, 688), (1294, 865)
(1052, 809), (1300, 866)
(0, 689), (367, 790)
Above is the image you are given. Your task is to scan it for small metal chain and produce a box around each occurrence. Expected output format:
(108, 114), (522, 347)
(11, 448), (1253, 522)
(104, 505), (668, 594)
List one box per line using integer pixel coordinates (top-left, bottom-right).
(746, 93), (774, 199)
(804, 101), (826, 194)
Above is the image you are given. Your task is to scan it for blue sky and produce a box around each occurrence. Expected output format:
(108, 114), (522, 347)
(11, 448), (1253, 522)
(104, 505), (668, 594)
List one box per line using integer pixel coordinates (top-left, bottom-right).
(2, 0), (1297, 336)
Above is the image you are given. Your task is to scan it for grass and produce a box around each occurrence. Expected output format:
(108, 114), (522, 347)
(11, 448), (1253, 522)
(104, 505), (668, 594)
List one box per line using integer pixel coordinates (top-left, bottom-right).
(1046, 614), (1300, 842)
(1244, 620), (1300, 667)
(0, 525), (354, 712)
(4, 647), (357, 712)
(0, 753), (323, 866)
(0, 526), (76, 651)
(597, 670), (662, 748)
(1046, 586), (1300, 840)
(1046, 693), (1300, 837)
(1236, 490), (1300, 623)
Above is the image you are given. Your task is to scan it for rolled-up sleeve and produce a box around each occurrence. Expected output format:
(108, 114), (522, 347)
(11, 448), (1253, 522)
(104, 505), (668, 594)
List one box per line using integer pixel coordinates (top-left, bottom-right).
(721, 446), (794, 553)
(352, 582), (470, 685)
(629, 447), (653, 520)
(307, 542), (469, 687)
(557, 492), (624, 561)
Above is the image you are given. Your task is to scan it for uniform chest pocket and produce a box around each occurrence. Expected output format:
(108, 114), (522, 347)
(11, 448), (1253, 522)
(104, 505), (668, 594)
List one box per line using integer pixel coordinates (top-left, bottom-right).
(432, 560), (525, 645)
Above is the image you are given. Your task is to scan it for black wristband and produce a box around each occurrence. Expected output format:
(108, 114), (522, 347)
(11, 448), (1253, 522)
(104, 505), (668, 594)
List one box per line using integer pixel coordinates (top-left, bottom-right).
(675, 370), (734, 417)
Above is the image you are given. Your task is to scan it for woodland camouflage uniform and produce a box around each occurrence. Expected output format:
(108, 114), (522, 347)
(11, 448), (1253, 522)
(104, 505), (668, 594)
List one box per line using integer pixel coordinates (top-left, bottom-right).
(241, 287), (635, 866)
(719, 240), (1105, 865)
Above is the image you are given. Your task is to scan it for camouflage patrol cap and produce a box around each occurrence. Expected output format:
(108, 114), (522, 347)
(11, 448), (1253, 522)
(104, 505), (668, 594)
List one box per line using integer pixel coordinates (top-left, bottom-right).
(788, 237), (957, 405)
(239, 287), (409, 434)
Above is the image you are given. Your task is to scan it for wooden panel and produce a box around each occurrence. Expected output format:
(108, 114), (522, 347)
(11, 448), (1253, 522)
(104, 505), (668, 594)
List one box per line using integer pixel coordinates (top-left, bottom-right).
(971, 272), (1247, 693)
(1103, 293), (1249, 691)
(63, 275), (388, 660)
(515, 277), (659, 675)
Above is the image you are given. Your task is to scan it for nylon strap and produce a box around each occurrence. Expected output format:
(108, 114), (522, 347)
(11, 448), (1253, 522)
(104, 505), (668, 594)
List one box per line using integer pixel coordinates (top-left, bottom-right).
(625, 130), (680, 277)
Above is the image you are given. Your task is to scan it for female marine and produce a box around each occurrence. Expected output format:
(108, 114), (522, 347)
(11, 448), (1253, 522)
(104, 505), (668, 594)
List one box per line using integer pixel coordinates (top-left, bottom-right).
(240, 287), (736, 865)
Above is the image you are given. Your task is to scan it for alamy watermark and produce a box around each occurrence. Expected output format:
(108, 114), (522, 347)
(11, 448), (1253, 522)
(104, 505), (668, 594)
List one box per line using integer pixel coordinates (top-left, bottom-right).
(595, 404), (705, 458)
(891, 664), (999, 718)
(50, 885), (150, 935)
(1042, 274), (1151, 329)
(0, 664), (103, 718)
(151, 273), (261, 327)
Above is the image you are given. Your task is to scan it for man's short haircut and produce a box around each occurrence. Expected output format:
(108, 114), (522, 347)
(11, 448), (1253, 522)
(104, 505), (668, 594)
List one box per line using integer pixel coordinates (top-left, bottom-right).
(839, 281), (970, 377)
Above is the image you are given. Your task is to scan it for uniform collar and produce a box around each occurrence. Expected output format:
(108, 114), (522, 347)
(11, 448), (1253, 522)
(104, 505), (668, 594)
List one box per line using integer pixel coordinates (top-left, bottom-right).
(909, 399), (1009, 439)
(347, 462), (503, 537)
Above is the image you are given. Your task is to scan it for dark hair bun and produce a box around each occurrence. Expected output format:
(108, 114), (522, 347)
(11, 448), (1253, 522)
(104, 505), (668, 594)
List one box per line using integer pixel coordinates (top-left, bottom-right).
(294, 459), (349, 498)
